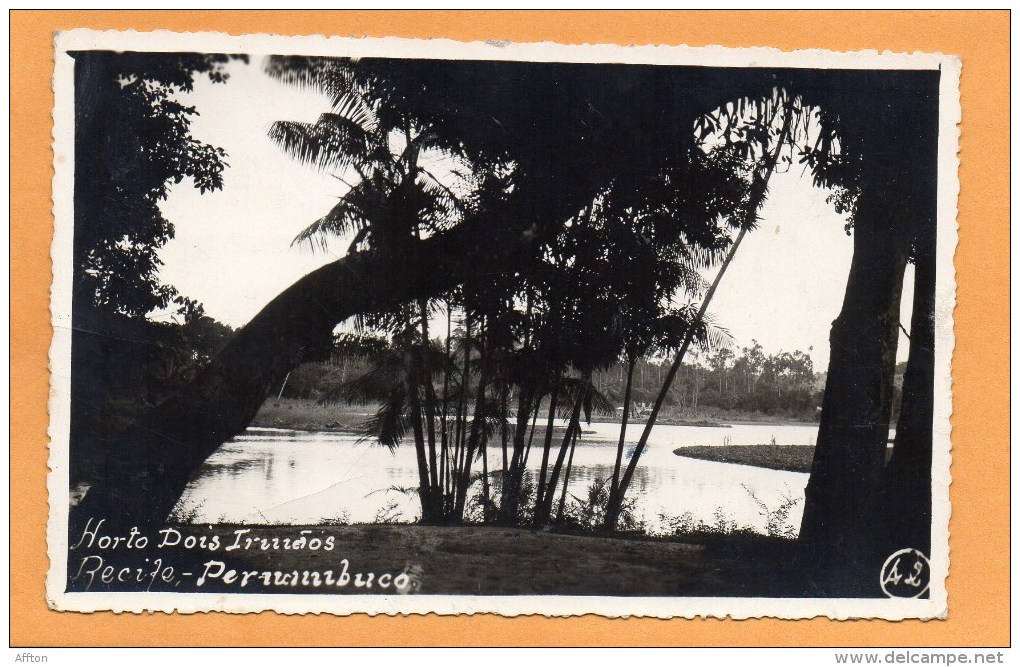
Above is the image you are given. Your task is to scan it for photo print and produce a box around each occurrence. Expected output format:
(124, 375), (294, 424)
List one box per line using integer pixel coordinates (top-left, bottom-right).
(48, 29), (959, 618)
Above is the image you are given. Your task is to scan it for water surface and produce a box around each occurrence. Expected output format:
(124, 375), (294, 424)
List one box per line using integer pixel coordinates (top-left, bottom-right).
(175, 421), (825, 534)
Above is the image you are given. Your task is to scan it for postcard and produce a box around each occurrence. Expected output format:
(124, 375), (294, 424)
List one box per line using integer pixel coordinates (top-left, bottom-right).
(48, 28), (959, 618)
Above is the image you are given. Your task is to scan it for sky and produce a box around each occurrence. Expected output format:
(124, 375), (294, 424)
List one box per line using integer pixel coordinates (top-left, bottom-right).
(157, 58), (913, 369)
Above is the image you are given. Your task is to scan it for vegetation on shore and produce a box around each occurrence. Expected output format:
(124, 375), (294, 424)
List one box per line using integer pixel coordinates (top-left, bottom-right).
(272, 342), (829, 426)
(250, 396), (819, 434)
(251, 398), (368, 433)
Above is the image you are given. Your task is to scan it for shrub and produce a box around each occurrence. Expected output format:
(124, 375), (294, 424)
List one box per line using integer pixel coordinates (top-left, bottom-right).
(742, 484), (801, 538)
(561, 476), (643, 533)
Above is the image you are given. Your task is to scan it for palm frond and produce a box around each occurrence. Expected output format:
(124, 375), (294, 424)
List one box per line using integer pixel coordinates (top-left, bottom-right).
(416, 169), (467, 215)
(267, 112), (372, 172)
(582, 384), (616, 422)
(358, 392), (410, 452)
(330, 90), (379, 134)
(292, 198), (369, 250)
(557, 376), (616, 421)
(320, 353), (404, 406)
(363, 484), (419, 499)
(695, 314), (734, 352)
(265, 56), (374, 118)
(264, 55), (341, 91)
(332, 332), (390, 358)
(671, 261), (709, 297)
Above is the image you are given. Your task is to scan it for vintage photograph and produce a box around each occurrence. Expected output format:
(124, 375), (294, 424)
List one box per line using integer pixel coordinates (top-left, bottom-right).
(48, 30), (958, 618)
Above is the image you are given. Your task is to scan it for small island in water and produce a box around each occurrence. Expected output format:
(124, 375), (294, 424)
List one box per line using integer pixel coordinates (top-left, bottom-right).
(673, 444), (816, 474)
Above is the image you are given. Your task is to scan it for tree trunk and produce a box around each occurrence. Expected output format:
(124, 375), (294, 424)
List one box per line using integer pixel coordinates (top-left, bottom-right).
(500, 384), (509, 490)
(881, 219), (937, 558)
(535, 374), (588, 526)
(534, 378), (561, 513)
(439, 302), (453, 505)
(480, 424), (492, 520)
(556, 426), (579, 524)
(798, 192), (910, 591)
(498, 386), (534, 524)
(405, 363), (439, 524)
(797, 71), (939, 595)
(879, 86), (940, 560)
(455, 338), (490, 519)
(417, 296), (440, 503)
(452, 314), (472, 505)
(607, 356), (637, 517)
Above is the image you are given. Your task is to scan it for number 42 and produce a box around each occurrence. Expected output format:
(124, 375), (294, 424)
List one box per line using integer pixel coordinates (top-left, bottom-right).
(883, 557), (924, 588)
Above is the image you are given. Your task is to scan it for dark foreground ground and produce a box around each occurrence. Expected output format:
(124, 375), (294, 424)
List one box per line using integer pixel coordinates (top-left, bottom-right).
(221, 524), (805, 596)
(68, 523), (843, 597)
(319, 525), (816, 596)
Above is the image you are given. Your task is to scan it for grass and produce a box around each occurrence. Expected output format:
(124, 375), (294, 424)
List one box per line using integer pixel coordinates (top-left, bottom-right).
(673, 444), (816, 473)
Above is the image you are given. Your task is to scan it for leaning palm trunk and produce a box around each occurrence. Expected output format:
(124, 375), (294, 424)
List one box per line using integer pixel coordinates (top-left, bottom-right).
(603, 102), (793, 531)
(417, 296), (441, 502)
(74, 210), (539, 530)
(555, 426), (580, 523)
(454, 337), (491, 519)
(603, 230), (744, 530)
(534, 377), (561, 513)
(535, 372), (589, 526)
(607, 356), (637, 511)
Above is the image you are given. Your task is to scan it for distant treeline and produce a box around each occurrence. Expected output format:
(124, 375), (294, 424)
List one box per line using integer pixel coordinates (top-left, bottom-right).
(593, 342), (822, 422)
(273, 340), (854, 424)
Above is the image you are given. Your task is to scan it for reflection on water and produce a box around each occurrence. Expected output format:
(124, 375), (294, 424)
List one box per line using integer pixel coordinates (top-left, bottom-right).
(176, 422), (824, 534)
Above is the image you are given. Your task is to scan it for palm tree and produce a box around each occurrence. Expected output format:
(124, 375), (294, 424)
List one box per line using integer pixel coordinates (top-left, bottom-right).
(318, 329), (451, 521)
(604, 90), (798, 531)
(266, 57), (490, 523)
(595, 205), (715, 514)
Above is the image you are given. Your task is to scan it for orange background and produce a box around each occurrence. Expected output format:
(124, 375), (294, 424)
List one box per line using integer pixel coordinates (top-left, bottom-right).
(10, 10), (1010, 647)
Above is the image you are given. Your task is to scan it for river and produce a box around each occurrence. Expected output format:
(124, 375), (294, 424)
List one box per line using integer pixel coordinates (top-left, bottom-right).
(173, 420), (829, 535)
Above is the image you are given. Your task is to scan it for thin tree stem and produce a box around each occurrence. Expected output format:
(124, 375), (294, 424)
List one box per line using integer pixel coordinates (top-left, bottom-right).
(606, 95), (795, 526)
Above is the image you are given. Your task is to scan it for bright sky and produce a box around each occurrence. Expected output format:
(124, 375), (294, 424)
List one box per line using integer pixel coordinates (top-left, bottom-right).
(157, 58), (913, 369)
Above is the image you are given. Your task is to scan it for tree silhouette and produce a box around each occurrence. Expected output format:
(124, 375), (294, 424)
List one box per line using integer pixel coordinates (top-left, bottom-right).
(72, 50), (242, 317)
(605, 89), (797, 529)
(68, 51), (242, 489)
(796, 71), (940, 592)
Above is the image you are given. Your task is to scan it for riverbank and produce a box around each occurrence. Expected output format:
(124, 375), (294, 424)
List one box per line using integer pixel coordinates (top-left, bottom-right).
(253, 397), (816, 433)
(252, 398), (367, 433)
(674, 444), (815, 473)
(588, 415), (732, 428)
